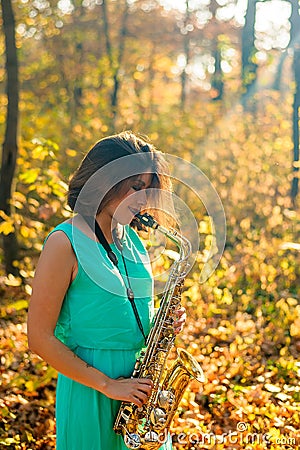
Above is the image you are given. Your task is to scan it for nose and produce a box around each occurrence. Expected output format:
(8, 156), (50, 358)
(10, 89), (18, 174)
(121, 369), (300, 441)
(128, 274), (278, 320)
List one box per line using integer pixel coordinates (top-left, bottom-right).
(136, 189), (147, 208)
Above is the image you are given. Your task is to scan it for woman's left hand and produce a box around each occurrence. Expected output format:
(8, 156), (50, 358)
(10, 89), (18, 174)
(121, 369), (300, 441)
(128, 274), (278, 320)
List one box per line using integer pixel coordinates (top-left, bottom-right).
(173, 306), (186, 334)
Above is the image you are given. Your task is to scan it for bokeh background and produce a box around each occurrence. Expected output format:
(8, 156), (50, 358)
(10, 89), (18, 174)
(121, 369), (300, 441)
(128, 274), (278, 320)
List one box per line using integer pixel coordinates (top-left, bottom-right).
(0, 0), (299, 448)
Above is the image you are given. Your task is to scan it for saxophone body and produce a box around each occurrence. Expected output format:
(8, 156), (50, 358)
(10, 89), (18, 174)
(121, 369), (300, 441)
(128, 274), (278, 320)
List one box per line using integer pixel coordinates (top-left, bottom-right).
(113, 213), (205, 449)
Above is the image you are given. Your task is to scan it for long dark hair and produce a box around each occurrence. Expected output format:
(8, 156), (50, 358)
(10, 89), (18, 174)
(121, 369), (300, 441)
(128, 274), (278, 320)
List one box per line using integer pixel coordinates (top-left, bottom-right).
(67, 131), (174, 227)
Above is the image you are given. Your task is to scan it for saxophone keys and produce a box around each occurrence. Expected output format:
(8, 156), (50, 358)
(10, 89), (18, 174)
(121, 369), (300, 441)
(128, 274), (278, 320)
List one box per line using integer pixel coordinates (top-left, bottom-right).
(124, 432), (141, 449)
(144, 431), (159, 443)
(158, 390), (175, 409)
(150, 407), (167, 429)
(121, 405), (134, 422)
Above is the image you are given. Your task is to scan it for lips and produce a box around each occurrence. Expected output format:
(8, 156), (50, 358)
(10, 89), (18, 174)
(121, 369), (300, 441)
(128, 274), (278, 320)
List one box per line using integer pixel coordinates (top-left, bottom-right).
(128, 206), (140, 216)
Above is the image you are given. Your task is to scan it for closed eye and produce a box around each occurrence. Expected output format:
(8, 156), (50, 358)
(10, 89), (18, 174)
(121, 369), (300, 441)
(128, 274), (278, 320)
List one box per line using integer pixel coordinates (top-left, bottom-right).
(131, 186), (142, 191)
(132, 185), (142, 191)
(131, 180), (148, 191)
(131, 177), (152, 192)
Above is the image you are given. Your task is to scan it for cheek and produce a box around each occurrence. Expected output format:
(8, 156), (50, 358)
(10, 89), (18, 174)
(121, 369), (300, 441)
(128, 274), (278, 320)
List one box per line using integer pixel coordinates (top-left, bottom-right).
(117, 195), (131, 209)
(112, 196), (132, 218)
(111, 192), (131, 209)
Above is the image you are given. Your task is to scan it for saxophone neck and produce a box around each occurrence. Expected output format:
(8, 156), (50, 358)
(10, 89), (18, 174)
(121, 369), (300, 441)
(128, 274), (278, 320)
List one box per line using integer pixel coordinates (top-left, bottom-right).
(134, 212), (191, 257)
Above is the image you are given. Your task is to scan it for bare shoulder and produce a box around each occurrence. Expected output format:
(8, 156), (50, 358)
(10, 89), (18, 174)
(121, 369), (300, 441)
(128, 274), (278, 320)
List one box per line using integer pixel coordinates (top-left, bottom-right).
(38, 229), (76, 270)
(44, 229), (72, 249)
(29, 226), (77, 338)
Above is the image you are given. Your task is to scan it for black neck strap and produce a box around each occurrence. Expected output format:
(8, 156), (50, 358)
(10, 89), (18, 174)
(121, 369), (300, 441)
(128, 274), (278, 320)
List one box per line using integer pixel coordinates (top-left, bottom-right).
(84, 215), (118, 266)
(82, 215), (147, 345)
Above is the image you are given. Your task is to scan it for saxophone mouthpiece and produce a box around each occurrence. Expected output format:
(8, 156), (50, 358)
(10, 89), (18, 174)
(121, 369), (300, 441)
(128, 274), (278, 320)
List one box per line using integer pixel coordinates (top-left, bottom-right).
(135, 213), (159, 230)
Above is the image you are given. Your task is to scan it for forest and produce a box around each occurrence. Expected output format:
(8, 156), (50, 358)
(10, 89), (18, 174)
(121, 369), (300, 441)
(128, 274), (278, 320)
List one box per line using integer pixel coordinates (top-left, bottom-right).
(0, 0), (300, 448)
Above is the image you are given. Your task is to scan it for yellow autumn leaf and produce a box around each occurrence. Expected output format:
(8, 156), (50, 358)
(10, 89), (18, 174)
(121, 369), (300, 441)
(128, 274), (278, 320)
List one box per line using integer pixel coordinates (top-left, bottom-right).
(66, 148), (77, 157)
(25, 380), (36, 392)
(4, 274), (22, 286)
(264, 384), (281, 393)
(0, 220), (14, 235)
(290, 318), (300, 337)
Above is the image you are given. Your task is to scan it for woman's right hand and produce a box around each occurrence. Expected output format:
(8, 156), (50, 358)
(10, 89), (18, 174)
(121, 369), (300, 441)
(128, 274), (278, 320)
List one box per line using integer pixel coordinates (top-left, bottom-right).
(103, 377), (153, 408)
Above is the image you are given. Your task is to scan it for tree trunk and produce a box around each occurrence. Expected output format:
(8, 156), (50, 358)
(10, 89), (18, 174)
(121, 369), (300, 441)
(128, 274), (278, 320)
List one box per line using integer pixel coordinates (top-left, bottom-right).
(291, 65), (300, 205)
(291, 55), (300, 205)
(290, 0), (300, 205)
(273, 51), (288, 91)
(146, 43), (156, 123)
(241, 0), (258, 107)
(102, 0), (129, 131)
(273, 0), (299, 91)
(209, 0), (224, 101)
(180, 0), (191, 110)
(111, 4), (128, 124)
(0, 0), (19, 275)
(102, 0), (113, 68)
(211, 45), (224, 101)
(68, 0), (85, 128)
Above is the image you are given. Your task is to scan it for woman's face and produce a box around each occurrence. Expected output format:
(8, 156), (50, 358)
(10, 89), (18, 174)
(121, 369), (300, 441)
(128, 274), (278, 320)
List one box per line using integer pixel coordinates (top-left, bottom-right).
(105, 172), (153, 226)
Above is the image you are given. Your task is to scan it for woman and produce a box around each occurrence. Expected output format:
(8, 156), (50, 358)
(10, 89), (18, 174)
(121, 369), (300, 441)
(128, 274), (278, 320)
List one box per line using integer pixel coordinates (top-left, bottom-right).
(27, 131), (186, 450)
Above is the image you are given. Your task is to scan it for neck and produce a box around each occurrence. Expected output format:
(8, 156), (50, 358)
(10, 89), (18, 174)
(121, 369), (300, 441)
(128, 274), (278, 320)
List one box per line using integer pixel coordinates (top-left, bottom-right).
(96, 212), (117, 244)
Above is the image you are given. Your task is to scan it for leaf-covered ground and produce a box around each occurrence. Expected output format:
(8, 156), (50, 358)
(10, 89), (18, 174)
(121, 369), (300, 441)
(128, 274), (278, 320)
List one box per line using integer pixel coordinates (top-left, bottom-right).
(1, 269), (299, 450)
(0, 289), (56, 449)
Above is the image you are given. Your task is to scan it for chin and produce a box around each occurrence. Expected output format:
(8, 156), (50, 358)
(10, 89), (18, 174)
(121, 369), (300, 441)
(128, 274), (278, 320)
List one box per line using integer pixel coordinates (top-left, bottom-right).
(115, 215), (134, 226)
(114, 207), (138, 226)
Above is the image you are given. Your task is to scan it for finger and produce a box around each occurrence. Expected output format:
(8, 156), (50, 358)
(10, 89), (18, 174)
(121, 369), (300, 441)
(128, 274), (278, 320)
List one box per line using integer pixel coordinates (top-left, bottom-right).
(175, 315), (185, 323)
(176, 311), (186, 321)
(175, 306), (186, 315)
(135, 391), (148, 403)
(137, 378), (153, 388)
(139, 379), (153, 385)
(131, 397), (143, 408)
(174, 322), (184, 333)
(132, 392), (148, 407)
(173, 318), (185, 328)
(136, 382), (152, 396)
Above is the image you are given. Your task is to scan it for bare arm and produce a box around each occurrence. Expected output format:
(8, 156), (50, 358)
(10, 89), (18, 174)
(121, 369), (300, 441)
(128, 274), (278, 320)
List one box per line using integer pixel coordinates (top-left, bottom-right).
(27, 231), (152, 407)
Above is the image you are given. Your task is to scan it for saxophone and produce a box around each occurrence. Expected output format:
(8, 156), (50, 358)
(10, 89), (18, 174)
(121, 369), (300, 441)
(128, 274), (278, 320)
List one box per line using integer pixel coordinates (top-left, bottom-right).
(113, 213), (205, 450)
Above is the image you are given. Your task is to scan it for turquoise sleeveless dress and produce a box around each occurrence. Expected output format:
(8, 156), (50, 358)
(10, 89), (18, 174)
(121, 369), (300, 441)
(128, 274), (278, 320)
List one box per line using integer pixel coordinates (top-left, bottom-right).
(46, 222), (173, 450)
